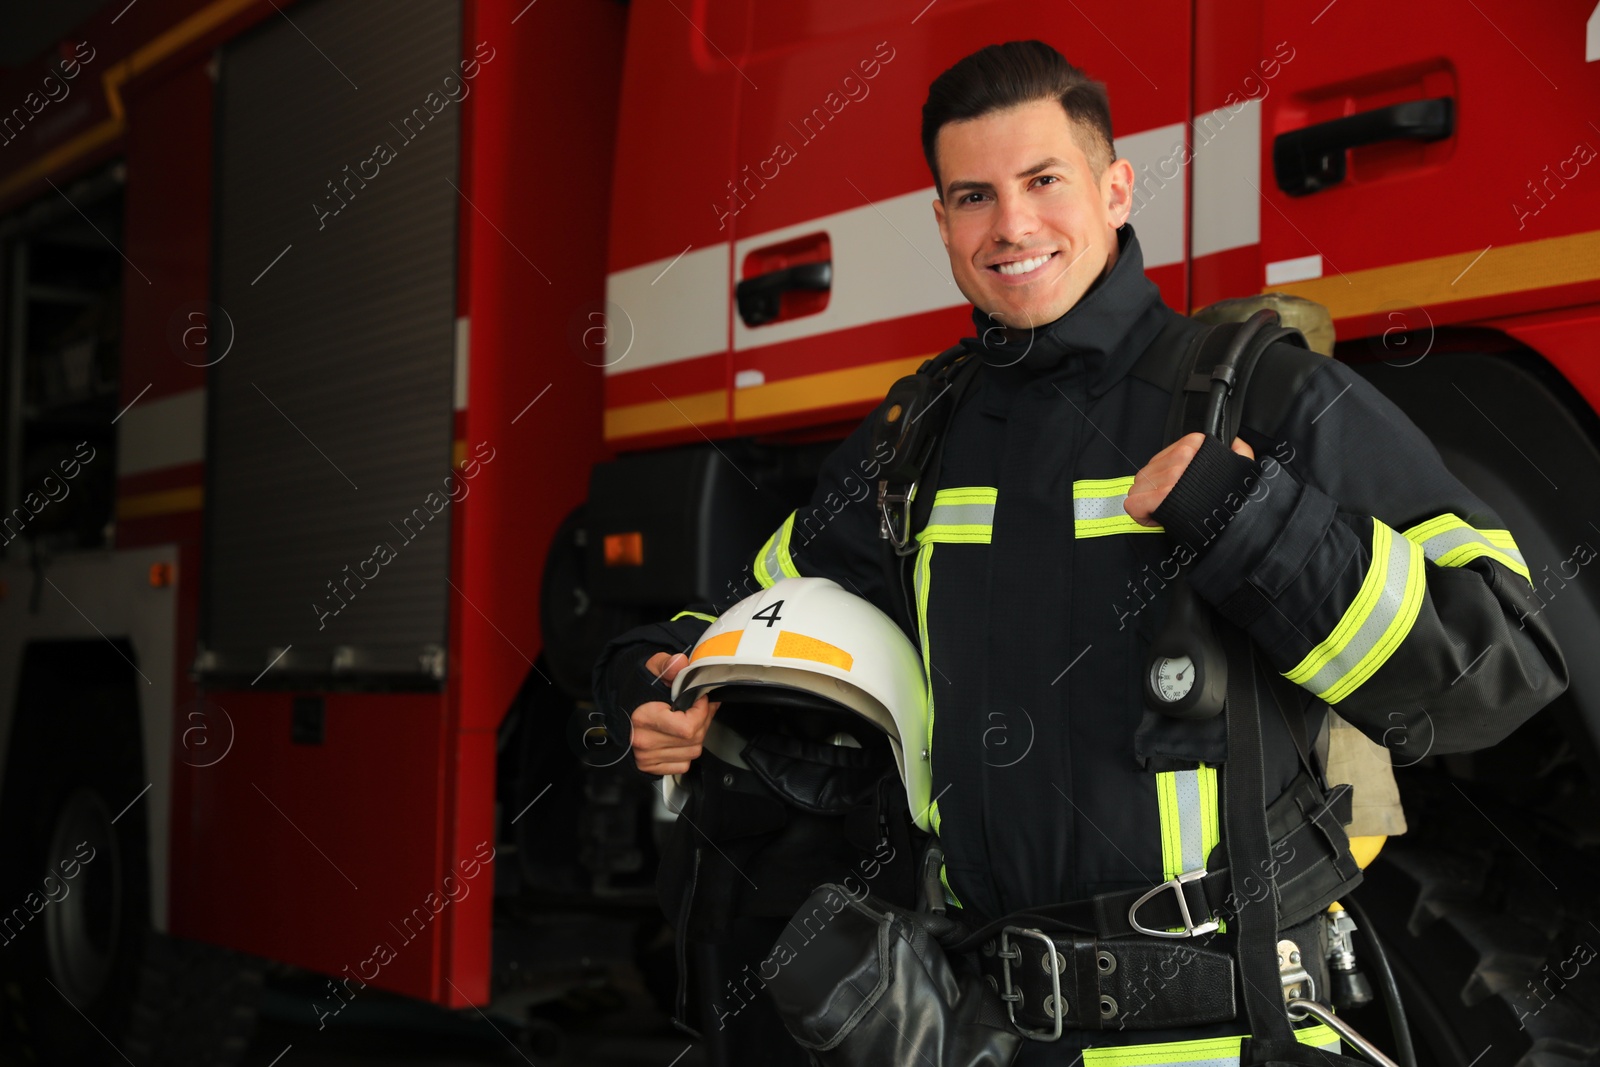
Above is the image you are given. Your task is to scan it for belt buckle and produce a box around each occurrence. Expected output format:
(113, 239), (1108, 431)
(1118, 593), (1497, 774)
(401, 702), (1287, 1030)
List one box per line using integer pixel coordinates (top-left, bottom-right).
(998, 926), (1063, 1042)
(1127, 868), (1220, 939)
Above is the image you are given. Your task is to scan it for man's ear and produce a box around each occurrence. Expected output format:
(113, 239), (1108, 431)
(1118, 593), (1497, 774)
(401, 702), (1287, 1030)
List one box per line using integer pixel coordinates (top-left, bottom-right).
(932, 195), (949, 249)
(1103, 158), (1136, 228)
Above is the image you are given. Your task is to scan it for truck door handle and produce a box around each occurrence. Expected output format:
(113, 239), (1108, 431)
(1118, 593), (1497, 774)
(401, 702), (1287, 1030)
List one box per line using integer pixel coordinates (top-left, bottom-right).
(736, 262), (832, 327)
(1273, 97), (1454, 196)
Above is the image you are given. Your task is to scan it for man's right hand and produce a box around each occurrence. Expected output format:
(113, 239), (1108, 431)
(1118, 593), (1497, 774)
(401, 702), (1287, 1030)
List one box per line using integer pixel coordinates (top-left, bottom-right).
(630, 651), (720, 776)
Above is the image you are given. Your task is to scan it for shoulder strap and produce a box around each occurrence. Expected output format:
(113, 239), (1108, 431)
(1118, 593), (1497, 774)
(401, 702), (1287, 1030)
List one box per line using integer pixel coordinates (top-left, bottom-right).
(1219, 622), (1302, 1053)
(871, 344), (972, 486)
(906, 353), (984, 536)
(1130, 311), (1310, 448)
(871, 346), (983, 635)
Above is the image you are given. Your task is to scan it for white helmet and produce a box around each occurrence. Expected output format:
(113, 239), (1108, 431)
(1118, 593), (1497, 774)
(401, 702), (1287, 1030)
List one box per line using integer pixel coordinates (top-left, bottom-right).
(668, 577), (933, 829)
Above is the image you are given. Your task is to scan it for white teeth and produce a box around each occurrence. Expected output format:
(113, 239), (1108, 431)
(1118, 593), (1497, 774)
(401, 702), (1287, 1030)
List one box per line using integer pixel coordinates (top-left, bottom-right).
(994, 253), (1052, 276)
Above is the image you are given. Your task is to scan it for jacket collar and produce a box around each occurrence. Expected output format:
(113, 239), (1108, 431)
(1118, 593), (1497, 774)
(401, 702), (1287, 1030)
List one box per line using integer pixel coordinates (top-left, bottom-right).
(961, 224), (1171, 410)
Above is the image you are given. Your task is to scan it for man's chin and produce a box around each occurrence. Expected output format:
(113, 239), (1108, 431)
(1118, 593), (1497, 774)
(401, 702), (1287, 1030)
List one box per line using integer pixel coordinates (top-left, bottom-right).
(980, 296), (1072, 331)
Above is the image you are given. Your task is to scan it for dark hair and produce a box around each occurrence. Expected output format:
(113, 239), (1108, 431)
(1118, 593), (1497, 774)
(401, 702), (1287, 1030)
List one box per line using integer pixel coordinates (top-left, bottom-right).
(921, 40), (1114, 196)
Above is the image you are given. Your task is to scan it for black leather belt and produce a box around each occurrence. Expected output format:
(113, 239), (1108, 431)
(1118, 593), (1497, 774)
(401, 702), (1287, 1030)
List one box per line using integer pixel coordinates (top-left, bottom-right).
(973, 926), (1237, 1039)
(947, 774), (1360, 952)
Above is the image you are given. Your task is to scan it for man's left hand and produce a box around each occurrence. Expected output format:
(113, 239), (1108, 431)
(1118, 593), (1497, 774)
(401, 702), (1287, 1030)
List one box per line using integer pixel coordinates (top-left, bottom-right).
(1125, 432), (1255, 527)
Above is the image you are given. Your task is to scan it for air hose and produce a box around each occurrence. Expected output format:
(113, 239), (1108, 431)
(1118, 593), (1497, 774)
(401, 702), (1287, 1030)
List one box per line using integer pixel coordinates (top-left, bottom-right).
(1344, 896), (1418, 1067)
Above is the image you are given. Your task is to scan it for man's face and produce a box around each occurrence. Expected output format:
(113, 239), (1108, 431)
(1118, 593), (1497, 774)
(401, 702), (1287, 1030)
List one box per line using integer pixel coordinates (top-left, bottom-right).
(932, 99), (1134, 334)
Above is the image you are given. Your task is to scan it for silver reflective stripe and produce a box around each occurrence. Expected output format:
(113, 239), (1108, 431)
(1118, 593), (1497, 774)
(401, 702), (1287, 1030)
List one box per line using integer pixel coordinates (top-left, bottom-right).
(1157, 765), (1219, 883)
(761, 533), (783, 584)
(1073, 476), (1163, 537)
(927, 501), (994, 527)
(1403, 513), (1530, 582)
(754, 511), (799, 588)
(913, 541), (937, 832)
(1074, 494), (1131, 521)
(1175, 771), (1205, 874)
(1286, 521), (1426, 704)
(918, 487), (996, 544)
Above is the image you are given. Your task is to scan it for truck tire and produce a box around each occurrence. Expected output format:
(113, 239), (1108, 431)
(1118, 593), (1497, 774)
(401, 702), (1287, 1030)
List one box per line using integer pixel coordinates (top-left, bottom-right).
(1343, 347), (1600, 1066)
(0, 671), (262, 1065)
(1353, 765), (1600, 1067)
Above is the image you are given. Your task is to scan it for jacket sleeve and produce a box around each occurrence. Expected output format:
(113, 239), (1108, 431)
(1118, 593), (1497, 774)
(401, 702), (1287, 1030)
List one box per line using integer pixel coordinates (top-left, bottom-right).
(1153, 350), (1568, 757)
(590, 399), (904, 746)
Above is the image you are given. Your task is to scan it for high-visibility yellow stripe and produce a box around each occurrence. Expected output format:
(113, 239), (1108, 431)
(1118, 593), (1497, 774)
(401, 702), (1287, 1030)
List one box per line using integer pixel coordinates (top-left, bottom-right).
(773, 630), (853, 671)
(1285, 520), (1426, 703)
(1074, 476), (1164, 537)
(753, 511), (800, 589)
(671, 610), (717, 624)
(1155, 765), (1220, 882)
(1081, 1022), (1339, 1066)
(1265, 226), (1600, 322)
(1402, 513), (1530, 583)
(938, 861), (962, 909)
(689, 630), (741, 663)
(914, 540), (935, 758)
(917, 486), (996, 544)
(913, 539), (954, 900)
(116, 485), (204, 520)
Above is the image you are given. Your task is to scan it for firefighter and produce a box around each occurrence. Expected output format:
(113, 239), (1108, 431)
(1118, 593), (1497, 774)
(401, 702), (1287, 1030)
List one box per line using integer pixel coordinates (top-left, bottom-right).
(594, 40), (1568, 1065)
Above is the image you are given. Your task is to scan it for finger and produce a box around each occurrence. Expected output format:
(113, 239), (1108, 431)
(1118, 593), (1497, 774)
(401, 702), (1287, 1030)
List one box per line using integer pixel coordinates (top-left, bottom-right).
(676, 694), (718, 736)
(632, 702), (698, 741)
(640, 760), (692, 777)
(1153, 432), (1205, 463)
(636, 743), (703, 764)
(1230, 436), (1255, 460)
(1153, 434), (1204, 470)
(647, 651), (688, 684)
(1123, 497), (1165, 527)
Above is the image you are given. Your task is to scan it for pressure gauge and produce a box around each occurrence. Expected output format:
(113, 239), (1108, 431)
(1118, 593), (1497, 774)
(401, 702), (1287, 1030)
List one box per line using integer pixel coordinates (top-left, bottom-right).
(1150, 655), (1196, 703)
(1142, 577), (1227, 720)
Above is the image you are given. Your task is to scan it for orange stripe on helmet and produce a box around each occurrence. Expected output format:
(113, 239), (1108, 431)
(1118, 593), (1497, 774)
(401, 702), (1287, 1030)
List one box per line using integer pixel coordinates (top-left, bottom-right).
(690, 630), (743, 662)
(773, 631), (853, 671)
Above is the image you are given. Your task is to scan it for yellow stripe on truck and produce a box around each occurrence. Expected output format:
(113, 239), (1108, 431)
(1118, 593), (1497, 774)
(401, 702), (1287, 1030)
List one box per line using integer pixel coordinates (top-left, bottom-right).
(116, 485), (204, 520)
(603, 355), (929, 442)
(1266, 226), (1600, 321)
(604, 388), (725, 441)
(732, 355), (927, 423)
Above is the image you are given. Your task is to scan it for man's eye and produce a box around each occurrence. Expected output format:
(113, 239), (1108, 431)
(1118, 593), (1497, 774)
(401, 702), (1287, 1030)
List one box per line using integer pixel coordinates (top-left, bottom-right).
(1034, 175), (1059, 187)
(959, 192), (987, 205)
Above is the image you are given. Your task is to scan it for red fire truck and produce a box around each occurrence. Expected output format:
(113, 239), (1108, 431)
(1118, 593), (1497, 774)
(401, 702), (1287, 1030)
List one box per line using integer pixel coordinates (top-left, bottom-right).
(0, 0), (1596, 1063)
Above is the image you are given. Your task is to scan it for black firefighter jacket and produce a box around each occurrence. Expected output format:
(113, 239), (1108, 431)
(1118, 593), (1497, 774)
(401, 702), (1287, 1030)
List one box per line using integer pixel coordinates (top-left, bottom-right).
(593, 222), (1567, 929)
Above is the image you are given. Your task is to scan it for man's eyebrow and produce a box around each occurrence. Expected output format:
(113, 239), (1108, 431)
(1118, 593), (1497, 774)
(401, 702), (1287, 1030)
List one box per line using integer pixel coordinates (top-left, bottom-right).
(944, 157), (1070, 198)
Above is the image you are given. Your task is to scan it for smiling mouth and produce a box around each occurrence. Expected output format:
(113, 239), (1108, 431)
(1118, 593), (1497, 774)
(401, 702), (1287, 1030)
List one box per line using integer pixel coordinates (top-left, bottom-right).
(988, 251), (1058, 277)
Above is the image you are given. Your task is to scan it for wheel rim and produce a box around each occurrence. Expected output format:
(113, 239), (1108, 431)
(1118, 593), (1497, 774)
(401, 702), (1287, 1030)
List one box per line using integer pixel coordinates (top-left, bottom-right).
(43, 786), (122, 1005)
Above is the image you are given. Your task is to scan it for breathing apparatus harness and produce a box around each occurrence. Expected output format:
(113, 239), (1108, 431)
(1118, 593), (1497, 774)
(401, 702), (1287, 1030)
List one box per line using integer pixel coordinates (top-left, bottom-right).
(862, 309), (1409, 1065)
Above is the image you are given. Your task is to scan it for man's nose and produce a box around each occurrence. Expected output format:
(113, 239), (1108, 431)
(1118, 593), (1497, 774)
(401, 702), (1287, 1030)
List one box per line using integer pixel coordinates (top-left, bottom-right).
(989, 191), (1038, 247)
